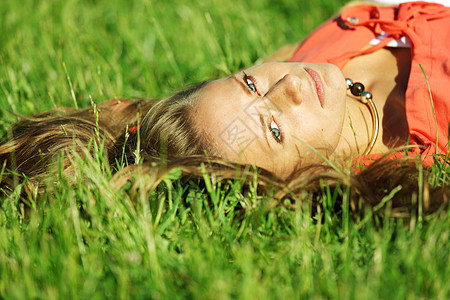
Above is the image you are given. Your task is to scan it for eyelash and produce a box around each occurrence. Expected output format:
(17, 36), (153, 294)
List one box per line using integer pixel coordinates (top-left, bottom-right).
(243, 72), (261, 96)
(269, 116), (282, 144)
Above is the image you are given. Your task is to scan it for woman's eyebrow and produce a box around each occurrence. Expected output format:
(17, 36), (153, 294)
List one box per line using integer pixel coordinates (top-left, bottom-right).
(231, 75), (254, 97)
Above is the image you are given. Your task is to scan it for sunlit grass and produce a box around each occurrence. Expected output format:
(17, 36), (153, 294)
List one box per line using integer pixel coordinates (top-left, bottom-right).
(0, 0), (449, 299)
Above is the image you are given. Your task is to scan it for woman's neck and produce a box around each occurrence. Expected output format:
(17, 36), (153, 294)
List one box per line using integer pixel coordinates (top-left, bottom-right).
(335, 47), (411, 158)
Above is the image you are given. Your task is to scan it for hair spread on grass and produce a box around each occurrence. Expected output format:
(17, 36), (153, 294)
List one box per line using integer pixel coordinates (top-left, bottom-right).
(0, 82), (209, 190)
(110, 153), (448, 218)
(0, 82), (448, 217)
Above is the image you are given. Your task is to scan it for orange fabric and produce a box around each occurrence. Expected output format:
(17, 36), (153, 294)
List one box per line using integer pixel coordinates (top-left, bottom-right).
(288, 1), (450, 166)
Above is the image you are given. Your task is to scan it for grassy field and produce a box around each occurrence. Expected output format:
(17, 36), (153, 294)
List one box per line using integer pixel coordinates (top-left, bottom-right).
(1, 0), (449, 299)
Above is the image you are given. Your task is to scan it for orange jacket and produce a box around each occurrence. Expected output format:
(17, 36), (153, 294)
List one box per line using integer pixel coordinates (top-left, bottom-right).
(288, 1), (450, 165)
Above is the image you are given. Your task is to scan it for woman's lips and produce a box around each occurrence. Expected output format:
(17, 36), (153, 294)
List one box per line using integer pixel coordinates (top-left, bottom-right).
(305, 68), (325, 108)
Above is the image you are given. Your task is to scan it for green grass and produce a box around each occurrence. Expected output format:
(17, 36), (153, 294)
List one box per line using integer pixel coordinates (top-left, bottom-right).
(1, 0), (449, 299)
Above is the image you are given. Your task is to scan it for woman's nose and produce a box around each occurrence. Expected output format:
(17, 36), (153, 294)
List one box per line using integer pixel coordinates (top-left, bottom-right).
(266, 74), (303, 105)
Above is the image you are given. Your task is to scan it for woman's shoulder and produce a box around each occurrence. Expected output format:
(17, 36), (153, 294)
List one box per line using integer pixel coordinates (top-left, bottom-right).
(367, 0), (449, 6)
(340, 1), (395, 9)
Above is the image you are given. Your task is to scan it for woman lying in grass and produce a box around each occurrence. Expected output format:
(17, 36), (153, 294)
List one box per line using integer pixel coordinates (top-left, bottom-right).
(1, 0), (449, 214)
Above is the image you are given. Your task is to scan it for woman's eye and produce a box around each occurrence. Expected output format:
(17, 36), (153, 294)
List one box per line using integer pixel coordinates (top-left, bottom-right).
(243, 72), (259, 95)
(270, 117), (282, 143)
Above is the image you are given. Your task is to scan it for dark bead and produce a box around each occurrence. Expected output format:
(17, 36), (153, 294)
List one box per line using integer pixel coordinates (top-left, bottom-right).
(351, 82), (365, 96)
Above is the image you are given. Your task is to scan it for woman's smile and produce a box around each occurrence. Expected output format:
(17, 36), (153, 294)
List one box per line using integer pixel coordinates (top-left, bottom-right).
(305, 67), (325, 108)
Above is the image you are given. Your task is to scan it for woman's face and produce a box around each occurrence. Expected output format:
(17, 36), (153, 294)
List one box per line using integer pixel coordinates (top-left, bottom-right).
(192, 62), (347, 178)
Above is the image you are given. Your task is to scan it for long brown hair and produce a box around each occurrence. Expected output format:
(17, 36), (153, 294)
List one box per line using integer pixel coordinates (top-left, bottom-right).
(108, 152), (448, 219)
(0, 82), (448, 217)
(0, 82), (208, 190)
